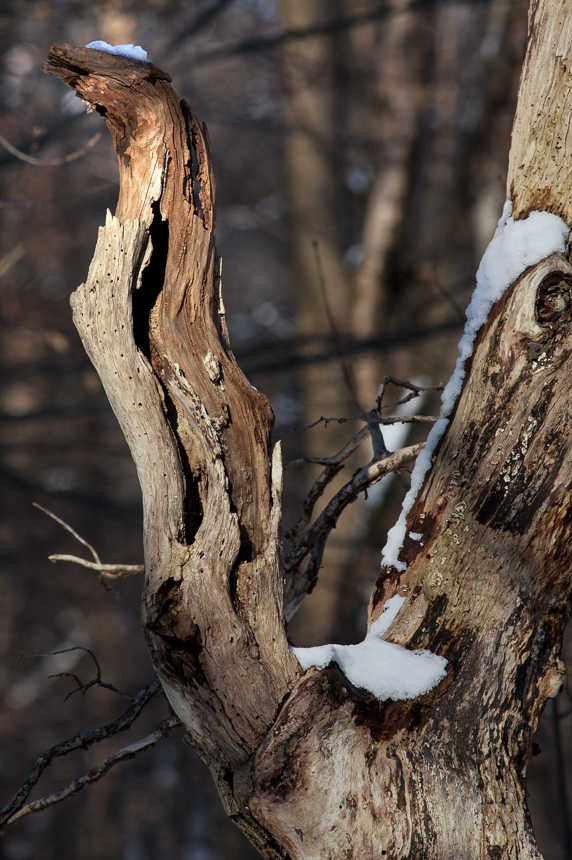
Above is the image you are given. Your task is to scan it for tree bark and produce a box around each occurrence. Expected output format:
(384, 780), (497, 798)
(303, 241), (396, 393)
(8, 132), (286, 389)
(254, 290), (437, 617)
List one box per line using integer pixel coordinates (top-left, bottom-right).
(43, 2), (572, 855)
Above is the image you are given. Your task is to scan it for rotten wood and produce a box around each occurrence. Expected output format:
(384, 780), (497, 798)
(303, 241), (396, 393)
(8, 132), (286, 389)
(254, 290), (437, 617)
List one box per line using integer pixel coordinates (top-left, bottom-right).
(43, 42), (300, 857)
(42, 4), (572, 854)
(508, 0), (572, 222)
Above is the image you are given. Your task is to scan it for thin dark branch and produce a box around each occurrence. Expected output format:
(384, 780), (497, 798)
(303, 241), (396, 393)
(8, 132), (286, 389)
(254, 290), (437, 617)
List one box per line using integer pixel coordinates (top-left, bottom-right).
(285, 462), (344, 544)
(284, 426), (370, 541)
(0, 131), (102, 166)
(285, 537), (328, 621)
(0, 676), (160, 828)
(432, 264), (466, 324)
(34, 503), (101, 564)
(283, 377), (439, 542)
(4, 716), (182, 828)
(191, 0), (489, 66)
(284, 425), (370, 471)
(42, 646), (133, 701)
(284, 442), (425, 616)
(279, 413), (437, 436)
(374, 375), (443, 412)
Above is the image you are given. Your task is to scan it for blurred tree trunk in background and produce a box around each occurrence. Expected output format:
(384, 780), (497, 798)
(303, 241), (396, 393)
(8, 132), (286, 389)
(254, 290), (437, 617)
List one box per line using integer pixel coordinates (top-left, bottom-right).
(278, 0), (362, 647)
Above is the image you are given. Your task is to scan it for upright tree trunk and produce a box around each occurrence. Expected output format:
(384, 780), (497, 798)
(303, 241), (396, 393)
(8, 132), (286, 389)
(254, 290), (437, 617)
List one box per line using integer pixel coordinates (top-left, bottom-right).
(44, 1), (572, 855)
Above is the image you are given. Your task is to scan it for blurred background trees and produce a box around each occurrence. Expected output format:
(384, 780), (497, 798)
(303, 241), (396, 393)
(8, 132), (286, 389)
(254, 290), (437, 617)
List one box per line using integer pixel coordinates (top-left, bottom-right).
(0, 1), (570, 858)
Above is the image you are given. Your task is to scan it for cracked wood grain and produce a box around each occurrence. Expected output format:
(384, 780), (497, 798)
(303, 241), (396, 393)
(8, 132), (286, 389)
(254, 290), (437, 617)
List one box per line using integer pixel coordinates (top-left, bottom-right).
(44, 42), (299, 859)
(43, 6), (572, 855)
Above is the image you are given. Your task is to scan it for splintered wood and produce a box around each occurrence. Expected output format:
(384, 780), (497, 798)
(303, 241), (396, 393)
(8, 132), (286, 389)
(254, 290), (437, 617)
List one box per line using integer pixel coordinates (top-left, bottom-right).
(44, 8), (572, 854)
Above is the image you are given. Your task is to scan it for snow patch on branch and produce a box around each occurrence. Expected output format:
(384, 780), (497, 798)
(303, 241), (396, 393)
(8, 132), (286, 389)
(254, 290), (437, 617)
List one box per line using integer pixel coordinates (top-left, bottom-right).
(291, 595), (448, 701)
(381, 200), (570, 573)
(85, 41), (148, 63)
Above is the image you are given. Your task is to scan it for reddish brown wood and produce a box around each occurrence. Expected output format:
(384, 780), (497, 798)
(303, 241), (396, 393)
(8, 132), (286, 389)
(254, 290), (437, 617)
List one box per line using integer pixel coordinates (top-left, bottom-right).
(43, 6), (572, 854)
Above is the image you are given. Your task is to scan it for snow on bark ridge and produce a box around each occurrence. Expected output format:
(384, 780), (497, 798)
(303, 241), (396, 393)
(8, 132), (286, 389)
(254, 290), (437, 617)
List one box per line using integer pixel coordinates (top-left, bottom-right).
(85, 42), (148, 63)
(291, 596), (448, 701)
(292, 203), (570, 702)
(381, 200), (570, 574)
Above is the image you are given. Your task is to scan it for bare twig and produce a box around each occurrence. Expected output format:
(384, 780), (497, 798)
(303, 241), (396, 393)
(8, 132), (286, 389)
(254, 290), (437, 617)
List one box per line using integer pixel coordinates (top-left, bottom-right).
(284, 426), (370, 540)
(284, 442), (425, 618)
(0, 131), (102, 166)
(284, 425), (370, 471)
(4, 716), (181, 828)
(374, 375), (444, 412)
(34, 503), (100, 564)
(0, 676), (160, 828)
(280, 412), (437, 435)
(284, 376), (438, 542)
(34, 503), (144, 583)
(48, 555), (144, 579)
(42, 647), (133, 701)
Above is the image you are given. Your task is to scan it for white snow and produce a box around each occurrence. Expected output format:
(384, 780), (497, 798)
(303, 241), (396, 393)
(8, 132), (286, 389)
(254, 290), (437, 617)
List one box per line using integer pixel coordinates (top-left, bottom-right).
(86, 41), (148, 63)
(291, 595), (448, 701)
(292, 202), (569, 703)
(380, 200), (570, 573)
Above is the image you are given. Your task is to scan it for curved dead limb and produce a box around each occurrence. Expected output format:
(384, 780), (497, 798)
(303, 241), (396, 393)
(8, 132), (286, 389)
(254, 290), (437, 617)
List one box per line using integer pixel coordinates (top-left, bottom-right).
(35, 12), (572, 857)
(0, 676), (160, 828)
(4, 716), (182, 828)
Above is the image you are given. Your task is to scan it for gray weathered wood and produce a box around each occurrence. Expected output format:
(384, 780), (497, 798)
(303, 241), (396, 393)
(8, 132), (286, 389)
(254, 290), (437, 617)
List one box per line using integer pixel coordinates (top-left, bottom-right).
(44, 4), (572, 854)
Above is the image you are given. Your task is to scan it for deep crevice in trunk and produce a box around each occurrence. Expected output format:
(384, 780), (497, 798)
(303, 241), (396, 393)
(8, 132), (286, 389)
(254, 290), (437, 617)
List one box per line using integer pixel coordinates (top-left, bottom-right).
(132, 201), (169, 364)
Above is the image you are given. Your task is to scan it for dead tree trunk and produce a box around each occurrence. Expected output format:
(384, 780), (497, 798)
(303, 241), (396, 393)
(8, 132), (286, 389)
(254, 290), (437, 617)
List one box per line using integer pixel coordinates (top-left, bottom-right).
(44, 1), (572, 855)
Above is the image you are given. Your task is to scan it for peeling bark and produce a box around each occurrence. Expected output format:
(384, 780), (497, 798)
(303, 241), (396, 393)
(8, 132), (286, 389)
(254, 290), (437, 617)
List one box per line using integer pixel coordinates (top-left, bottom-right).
(43, 3), (572, 855)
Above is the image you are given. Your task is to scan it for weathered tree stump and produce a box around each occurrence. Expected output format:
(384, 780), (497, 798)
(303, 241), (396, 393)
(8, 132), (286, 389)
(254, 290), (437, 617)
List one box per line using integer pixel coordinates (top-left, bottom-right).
(43, 2), (572, 855)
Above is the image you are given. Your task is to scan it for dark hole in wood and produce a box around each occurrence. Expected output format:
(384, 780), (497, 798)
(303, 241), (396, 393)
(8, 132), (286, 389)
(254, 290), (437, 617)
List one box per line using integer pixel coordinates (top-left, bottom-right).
(165, 395), (204, 547)
(535, 273), (572, 324)
(189, 122), (203, 218)
(132, 204), (204, 545)
(132, 200), (168, 362)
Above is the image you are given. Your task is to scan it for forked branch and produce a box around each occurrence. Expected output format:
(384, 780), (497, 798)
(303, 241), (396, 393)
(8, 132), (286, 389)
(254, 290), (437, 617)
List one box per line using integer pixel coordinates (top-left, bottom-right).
(3, 716), (181, 828)
(34, 504), (144, 584)
(0, 676), (161, 829)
